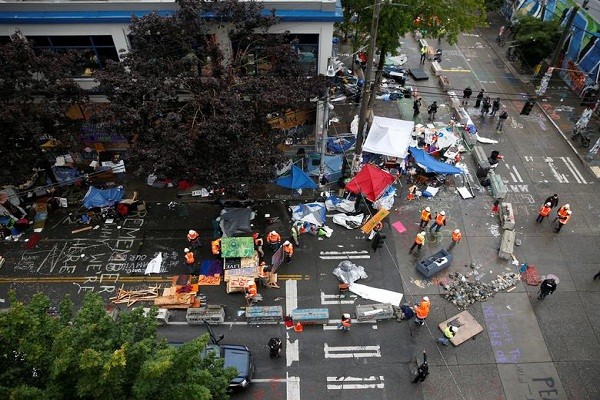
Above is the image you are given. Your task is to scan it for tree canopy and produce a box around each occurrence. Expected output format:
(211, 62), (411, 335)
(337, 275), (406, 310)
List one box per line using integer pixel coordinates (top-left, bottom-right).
(0, 292), (235, 400)
(512, 15), (562, 68)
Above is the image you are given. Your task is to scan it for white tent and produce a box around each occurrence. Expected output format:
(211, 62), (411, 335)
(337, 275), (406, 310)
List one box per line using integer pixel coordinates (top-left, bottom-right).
(362, 116), (414, 158)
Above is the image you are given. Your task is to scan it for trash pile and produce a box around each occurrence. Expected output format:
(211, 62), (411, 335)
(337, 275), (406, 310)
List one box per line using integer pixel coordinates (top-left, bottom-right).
(441, 272), (521, 308)
(333, 260), (368, 284)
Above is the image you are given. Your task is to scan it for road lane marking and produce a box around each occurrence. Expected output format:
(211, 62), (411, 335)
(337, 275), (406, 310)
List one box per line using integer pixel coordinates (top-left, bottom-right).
(324, 343), (381, 358)
(286, 279), (297, 316)
(327, 376), (385, 390)
(319, 250), (370, 260)
(559, 156), (583, 183)
(287, 373), (300, 400)
(320, 291), (356, 305)
(0, 274), (308, 284)
(544, 157), (568, 183)
(286, 331), (299, 367)
(561, 156), (587, 184)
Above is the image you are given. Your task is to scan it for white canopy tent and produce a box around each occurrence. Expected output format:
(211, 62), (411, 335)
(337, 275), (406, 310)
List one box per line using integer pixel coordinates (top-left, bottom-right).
(362, 116), (414, 158)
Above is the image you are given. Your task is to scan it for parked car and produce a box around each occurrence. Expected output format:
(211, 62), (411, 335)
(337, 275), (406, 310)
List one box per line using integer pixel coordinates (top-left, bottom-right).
(202, 343), (255, 390)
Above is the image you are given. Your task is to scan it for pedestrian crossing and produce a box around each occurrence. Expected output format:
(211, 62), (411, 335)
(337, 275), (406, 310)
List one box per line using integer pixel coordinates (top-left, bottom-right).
(502, 156), (591, 187)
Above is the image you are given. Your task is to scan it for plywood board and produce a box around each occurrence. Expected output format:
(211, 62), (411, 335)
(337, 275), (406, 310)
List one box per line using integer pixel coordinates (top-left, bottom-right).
(438, 310), (483, 346)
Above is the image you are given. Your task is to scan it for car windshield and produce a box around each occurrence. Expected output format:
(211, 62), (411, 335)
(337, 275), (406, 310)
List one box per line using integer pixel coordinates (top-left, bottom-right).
(222, 347), (249, 375)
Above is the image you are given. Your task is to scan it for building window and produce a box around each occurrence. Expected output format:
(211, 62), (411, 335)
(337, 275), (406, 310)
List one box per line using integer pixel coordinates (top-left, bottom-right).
(292, 34), (319, 75)
(27, 35), (119, 77)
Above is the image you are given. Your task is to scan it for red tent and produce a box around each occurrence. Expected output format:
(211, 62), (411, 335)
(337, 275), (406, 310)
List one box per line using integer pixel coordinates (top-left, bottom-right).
(345, 164), (396, 202)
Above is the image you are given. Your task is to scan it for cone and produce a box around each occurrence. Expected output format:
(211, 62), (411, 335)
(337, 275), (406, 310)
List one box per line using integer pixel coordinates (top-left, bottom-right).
(293, 322), (303, 332)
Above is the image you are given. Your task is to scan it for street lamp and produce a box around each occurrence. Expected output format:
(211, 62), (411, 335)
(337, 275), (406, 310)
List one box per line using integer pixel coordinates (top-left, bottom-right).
(318, 58), (336, 189)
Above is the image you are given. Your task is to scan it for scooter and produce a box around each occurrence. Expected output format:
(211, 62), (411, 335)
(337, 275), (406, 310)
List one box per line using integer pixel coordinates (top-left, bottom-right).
(268, 337), (282, 358)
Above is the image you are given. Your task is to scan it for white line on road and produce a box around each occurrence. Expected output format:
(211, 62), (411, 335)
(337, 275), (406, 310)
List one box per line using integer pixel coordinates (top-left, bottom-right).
(323, 319), (377, 330)
(319, 250), (370, 260)
(544, 157), (568, 183)
(512, 165), (523, 182)
(327, 376), (385, 390)
(562, 156), (587, 184)
(286, 279), (297, 316)
(287, 373), (300, 400)
(286, 331), (299, 367)
(560, 156), (583, 183)
(320, 291), (357, 305)
(324, 343), (381, 358)
(253, 378), (288, 383)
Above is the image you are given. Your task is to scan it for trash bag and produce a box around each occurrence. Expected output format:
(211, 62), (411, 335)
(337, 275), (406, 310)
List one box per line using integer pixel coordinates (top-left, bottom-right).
(333, 260), (368, 284)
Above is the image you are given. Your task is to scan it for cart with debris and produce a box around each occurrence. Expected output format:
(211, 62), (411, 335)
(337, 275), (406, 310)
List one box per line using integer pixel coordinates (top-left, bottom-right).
(416, 249), (453, 278)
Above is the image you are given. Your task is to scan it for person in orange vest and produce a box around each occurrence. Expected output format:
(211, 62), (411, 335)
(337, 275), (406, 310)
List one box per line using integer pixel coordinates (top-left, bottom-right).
(448, 229), (462, 251)
(409, 231), (426, 254)
(552, 204), (570, 223)
(406, 184), (418, 201)
(536, 202), (552, 223)
(337, 313), (351, 332)
(245, 279), (259, 305)
(184, 248), (195, 274)
(253, 232), (264, 258)
(266, 230), (281, 251)
(429, 211), (446, 233)
(413, 296), (430, 325)
(211, 238), (221, 256)
(419, 207), (431, 229)
(555, 210), (572, 233)
(187, 230), (200, 248)
(282, 241), (294, 263)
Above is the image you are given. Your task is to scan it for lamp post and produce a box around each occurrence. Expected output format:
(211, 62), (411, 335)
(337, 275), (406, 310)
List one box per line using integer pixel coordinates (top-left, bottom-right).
(318, 58), (336, 188)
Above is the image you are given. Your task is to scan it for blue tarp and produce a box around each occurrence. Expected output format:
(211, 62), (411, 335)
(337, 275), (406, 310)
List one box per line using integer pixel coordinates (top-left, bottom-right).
(276, 165), (318, 190)
(327, 136), (356, 153)
(306, 154), (343, 179)
(82, 186), (125, 209)
(408, 147), (462, 175)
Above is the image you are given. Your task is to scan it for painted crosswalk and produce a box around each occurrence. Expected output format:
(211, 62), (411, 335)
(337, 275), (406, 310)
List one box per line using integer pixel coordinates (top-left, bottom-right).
(319, 250), (370, 259)
(320, 291), (357, 305)
(514, 156), (591, 184)
(324, 343), (381, 358)
(327, 376), (385, 390)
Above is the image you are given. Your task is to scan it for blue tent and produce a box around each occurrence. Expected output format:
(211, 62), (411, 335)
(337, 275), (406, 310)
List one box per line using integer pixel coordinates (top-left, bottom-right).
(276, 165), (318, 189)
(409, 147), (462, 175)
(82, 186), (125, 209)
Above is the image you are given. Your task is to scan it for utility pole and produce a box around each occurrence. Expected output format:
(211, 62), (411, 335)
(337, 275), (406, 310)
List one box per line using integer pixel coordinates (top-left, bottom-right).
(550, 3), (582, 68)
(318, 58), (336, 189)
(352, 0), (381, 173)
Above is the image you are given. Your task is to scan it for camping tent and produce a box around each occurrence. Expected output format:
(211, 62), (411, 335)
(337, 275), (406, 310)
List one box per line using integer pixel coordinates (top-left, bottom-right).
(276, 164), (318, 190)
(408, 147), (462, 175)
(362, 116), (414, 158)
(219, 208), (254, 237)
(345, 164), (396, 202)
(291, 202), (326, 226)
(82, 186), (124, 209)
(306, 154), (344, 182)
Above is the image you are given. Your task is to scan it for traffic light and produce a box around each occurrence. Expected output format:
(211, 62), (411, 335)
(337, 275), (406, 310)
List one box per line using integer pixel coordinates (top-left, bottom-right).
(520, 100), (535, 115)
(371, 233), (386, 252)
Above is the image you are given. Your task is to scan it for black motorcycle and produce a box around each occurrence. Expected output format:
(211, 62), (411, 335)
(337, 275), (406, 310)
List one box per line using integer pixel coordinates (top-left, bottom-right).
(268, 337), (282, 358)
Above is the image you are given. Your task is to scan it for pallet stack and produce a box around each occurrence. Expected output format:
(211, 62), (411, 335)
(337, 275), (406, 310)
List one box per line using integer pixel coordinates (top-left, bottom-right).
(110, 285), (161, 307)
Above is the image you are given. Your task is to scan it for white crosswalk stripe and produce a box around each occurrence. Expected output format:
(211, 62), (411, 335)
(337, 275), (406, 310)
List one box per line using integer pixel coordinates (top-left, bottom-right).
(319, 250), (370, 259)
(327, 376), (385, 390)
(320, 291), (357, 305)
(324, 343), (381, 358)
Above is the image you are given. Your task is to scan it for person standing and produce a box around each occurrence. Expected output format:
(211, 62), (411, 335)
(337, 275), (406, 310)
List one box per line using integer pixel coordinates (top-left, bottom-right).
(282, 241), (294, 263)
(538, 278), (557, 299)
(420, 46), (428, 65)
(428, 101), (438, 121)
(437, 325), (459, 346)
(414, 296), (430, 325)
(419, 207), (431, 229)
(187, 230), (200, 248)
(490, 98), (501, 116)
(552, 204), (570, 223)
(409, 231), (426, 254)
(337, 313), (351, 332)
(429, 211), (446, 233)
(536, 202), (552, 223)
(290, 223), (301, 246)
(413, 97), (422, 118)
(368, 221), (383, 240)
(555, 210), (572, 233)
(544, 194), (559, 210)
(447, 229), (461, 251)
(267, 230), (281, 251)
(462, 87), (473, 106)
(475, 89), (485, 108)
(412, 351), (429, 383)
(253, 232), (264, 258)
(481, 96), (491, 116)
(184, 248), (195, 274)
(496, 108), (508, 132)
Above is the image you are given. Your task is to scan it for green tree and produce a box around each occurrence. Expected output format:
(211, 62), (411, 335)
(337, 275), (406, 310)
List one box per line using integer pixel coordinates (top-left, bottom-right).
(512, 15), (562, 69)
(0, 292), (235, 399)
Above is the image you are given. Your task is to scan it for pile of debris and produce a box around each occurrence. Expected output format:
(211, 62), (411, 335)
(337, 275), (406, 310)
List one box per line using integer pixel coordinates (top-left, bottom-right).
(441, 272), (520, 308)
(111, 285), (161, 307)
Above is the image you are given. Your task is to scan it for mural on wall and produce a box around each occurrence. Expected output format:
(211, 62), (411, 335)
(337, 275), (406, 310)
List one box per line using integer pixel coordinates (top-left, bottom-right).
(503, 0), (600, 93)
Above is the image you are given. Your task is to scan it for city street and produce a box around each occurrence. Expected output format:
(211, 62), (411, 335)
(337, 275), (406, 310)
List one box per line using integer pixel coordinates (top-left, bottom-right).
(1, 13), (600, 400)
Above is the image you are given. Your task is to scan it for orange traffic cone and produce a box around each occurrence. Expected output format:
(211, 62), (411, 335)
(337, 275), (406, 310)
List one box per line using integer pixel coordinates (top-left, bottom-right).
(293, 322), (303, 332)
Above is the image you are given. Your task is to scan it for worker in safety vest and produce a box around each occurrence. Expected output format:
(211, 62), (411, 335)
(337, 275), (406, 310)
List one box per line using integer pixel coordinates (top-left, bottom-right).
(282, 241), (294, 263)
(437, 324), (459, 346)
(413, 296), (430, 325)
(555, 210), (572, 233)
(419, 45), (428, 65)
(448, 229), (462, 252)
(253, 232), (264, 258)
(419, 207), (431, 229)
(553, 204), (570, 222)
(409, 231), (426, 254)
(211, 238), (221, 256)
(187, 230), (200, 248)
(267, 230), (281, 251)
(337, 313), (351, 332)
(184, 248), (195, 274)
(536, 202), (552, 223)
(429, 211), (446, 233)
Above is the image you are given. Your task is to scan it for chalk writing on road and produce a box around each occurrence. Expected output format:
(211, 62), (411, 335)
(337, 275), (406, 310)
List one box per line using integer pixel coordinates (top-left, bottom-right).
(483, 304), (521, 364)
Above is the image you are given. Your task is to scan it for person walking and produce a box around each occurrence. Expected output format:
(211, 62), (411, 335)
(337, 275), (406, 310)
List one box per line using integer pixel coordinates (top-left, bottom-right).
(291, 222), (302, 246)
(447, 229), (461, 251)
(544, 194), (559, 210)
(490, 98), (501, 116)
(474, 89), (485, 108)
(555, 210), (572, 233)
(496, 108), (508, 132)
(462, 87), (473, 106)
(429, 210), (446, 233)
(538, 277), (557, 299)
(253, 232), (264, 258)
(419, 207), (432, 229)
(412, 351), (429, 383)
(481, 96), (491, 116)
(184, 248), (195, 274)
(437, 324), (459, 346)
(282, 241), (294, 263)
(337, 313), (351, 332)
(536, 202), (552, 223)
(413, 97), (422, 118)
(409, 231), (426, 254)
(187, 230), (200, 248)
(266, 230), (281, 251)
(427, 101), (438, 121)
(414, 296), (430, 325)
(553, 204), (569, 222)
(420, 46), (428, 65)
(368, 221), (383, 240)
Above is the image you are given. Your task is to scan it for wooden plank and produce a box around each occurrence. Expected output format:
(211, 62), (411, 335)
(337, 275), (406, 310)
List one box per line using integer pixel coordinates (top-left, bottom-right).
(361, 209), (390, 234)
(438, 310), (483, 346)
(71, 226), (93, 234)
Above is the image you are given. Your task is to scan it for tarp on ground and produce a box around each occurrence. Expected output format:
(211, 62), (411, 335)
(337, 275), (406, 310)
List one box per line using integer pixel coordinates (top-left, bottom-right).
(306, 154), (344, 178)
(276, 164), (317, 189)
(345, 164), (396, 202)
(409, 146), (462, 175)
(221, 236), (255, 258)
(291, 202), (326, 227)
(362, 116), (414, 158)
(327, 136), (356, 153)
(348, 282), (404, 306)
(220, 208), (254, 237)
(82, 186), (124, 209)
